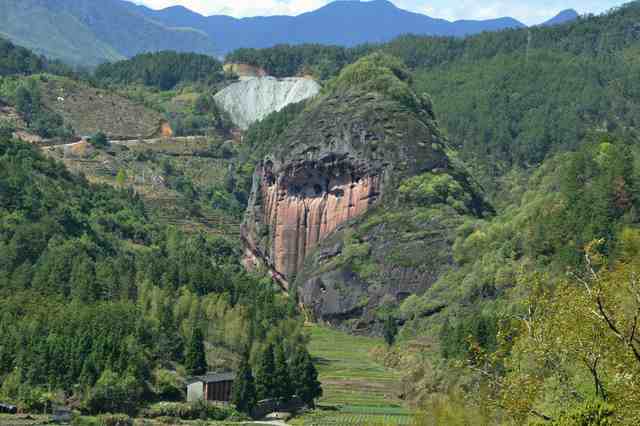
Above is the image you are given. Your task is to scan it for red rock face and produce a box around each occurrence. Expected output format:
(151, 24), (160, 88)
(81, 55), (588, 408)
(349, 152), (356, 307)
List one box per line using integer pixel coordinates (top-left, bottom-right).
(259, 165), (381, 280)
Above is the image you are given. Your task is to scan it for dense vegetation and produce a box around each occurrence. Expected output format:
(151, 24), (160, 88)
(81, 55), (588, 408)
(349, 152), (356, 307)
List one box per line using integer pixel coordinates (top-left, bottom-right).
(229, 4), (640, 424)
(3, 2), (640, 424)
(226, 44), (372, 79)
(94, 52), (225, 90)
(394, 130), (640, 423)
(0, 138), (315, 417)
(0, 38), (73, 78)
(242, 99), (307, 159)
(227, 3), (640, 79)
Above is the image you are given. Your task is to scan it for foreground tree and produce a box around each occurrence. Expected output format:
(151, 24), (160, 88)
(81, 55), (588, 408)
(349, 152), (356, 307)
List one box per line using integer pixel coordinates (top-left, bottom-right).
(231, 352), (257, 415)
(383, 315), (398, 347)
(273, 343), (294, 400)
(474, 237), (640, 423)
(184, 328), (207, 376)
(255, 343), (276, 400)
(290, 345), (322, 407)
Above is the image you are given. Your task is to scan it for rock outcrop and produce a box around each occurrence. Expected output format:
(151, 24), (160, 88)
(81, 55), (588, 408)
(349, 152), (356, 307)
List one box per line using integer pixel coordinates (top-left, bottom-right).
(214, 77), (321, 130)
(242, 54), (491, 329)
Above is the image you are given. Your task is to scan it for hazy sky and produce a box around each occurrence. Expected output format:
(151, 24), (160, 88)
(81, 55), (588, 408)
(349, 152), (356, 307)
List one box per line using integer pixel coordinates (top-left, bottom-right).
(132, 0), (628, 25)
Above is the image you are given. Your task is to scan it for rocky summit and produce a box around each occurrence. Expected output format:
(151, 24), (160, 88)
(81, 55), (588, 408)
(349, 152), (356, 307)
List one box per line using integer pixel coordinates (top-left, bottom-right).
(214, 76), (321, 130)
(242, 54), (490, 329)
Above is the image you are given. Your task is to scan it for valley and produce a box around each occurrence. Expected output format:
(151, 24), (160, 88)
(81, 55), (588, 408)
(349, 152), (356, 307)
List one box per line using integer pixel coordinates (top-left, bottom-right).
(1, 1), (640, 425)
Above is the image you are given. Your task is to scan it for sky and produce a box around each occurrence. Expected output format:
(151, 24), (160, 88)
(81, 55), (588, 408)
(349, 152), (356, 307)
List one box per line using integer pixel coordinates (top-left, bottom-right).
(131, 0), (629, 25)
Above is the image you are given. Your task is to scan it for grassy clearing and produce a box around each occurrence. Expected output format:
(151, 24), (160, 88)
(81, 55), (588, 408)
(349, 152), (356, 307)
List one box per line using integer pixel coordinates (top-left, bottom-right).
(299, 325), (412, 425)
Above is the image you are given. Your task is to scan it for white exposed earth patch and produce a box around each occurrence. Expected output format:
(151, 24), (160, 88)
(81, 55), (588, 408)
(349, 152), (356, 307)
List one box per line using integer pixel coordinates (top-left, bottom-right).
(214, 77), (321, 130)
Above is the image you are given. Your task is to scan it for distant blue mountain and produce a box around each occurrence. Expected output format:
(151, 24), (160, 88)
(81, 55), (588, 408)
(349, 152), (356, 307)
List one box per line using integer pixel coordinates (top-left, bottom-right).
(541, 9), (580, 26)
(124, 0), (577, 56)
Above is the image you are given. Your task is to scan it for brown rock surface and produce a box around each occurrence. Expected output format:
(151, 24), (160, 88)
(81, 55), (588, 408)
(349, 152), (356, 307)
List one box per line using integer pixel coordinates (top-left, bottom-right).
(242, 85), (448, 287)
(261, 167), (381, 279)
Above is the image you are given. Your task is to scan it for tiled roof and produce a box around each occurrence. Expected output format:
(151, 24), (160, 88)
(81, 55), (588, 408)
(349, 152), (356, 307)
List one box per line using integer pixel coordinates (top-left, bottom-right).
(188, 372), (235, 384)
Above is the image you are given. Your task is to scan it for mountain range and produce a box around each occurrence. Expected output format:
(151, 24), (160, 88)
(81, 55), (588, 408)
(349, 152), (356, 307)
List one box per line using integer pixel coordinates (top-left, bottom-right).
(0, 0), (578, 66)
(124, 0), (579, 54)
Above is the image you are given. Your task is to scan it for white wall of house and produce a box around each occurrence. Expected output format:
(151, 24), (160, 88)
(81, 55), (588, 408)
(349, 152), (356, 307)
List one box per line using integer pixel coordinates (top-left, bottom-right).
(187, 381), (204, 402)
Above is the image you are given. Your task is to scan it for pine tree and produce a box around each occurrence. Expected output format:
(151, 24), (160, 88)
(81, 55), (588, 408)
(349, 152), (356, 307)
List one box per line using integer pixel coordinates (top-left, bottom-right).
(273, 343), (293, 400)
(383, 315), (398, 347)
(157, 301), (183, 362)
(290, 345), (322, 407)
(184, 328), (207, 376)
(15, 86), (33, 123)
(287, 286), (299, 318)
(255, 343), (276, 400)
(231, 352), (257, 415)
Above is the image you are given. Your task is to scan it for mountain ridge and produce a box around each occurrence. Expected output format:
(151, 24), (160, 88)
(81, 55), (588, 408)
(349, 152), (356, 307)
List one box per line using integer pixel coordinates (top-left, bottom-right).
(0, 0), (580, 66)
(541, 8), (580, 26)
(122, 0), (577, 56)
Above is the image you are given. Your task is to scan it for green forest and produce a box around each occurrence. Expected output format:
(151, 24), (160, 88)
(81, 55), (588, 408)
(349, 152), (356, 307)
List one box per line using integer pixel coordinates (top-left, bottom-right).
(2, 1), (640, 425)
(225, 4), (640, 424)
(93, 51), (226, 91)
(0, 137), (318, 420)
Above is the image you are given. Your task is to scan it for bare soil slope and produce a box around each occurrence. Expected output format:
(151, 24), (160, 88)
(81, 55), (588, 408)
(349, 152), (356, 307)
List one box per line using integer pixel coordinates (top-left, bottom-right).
(39, 76), (166, 139)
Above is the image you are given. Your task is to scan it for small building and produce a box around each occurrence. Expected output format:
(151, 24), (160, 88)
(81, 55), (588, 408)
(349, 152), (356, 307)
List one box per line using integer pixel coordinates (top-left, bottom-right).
(187, 372), (235, 403)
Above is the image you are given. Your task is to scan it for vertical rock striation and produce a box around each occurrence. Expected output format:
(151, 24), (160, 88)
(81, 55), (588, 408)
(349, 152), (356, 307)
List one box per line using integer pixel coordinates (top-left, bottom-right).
(242, 84), (450, 287)
(259, 160), (382, 280)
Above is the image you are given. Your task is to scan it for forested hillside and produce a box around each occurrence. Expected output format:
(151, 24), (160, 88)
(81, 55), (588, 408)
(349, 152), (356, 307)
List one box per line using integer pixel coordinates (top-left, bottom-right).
(232, 3), (640, 424)
(0, 135), (325, 421)
(94, 52), (226, 91)
(0, 38), (73, 77)
(0, 0), (216, 67)
(0, 37), (329, 422)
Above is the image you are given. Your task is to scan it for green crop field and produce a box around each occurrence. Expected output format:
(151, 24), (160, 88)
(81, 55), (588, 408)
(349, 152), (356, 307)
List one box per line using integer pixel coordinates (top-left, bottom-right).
(297, 325), (414, 426)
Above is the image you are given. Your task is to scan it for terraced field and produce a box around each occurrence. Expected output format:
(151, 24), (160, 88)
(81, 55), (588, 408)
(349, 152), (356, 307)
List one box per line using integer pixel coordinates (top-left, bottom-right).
(42, 136), (243, 239)
(297, 325), (413, 425)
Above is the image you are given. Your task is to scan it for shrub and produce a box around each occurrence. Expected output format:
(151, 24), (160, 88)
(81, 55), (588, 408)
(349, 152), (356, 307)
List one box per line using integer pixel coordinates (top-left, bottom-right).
(538, 401), (615, 426)
(0, 369), (55, 413)
(89, 132), (109, 149)
(84, 370), (144, 416)
(97, 414), (133, 426)
(144, 401), (244, 421)
(0, 124), (15, 139)
(153, 369), (183, 401)
(399, 172), (472, 213)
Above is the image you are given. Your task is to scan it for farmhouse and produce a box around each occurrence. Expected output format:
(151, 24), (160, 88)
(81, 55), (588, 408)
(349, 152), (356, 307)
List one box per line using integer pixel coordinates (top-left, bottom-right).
(187, 372), (234, 403)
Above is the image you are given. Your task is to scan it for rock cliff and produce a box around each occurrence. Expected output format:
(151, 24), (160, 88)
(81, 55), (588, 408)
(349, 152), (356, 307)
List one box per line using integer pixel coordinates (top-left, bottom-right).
(242, 54), (491, 329)
(214, 77), (321, 130)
